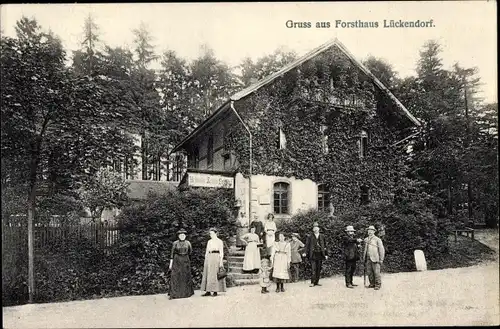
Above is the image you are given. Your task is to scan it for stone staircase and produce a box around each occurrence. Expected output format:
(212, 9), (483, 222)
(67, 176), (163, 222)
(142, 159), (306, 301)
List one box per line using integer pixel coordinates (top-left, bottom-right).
(227, 246), (260, 286)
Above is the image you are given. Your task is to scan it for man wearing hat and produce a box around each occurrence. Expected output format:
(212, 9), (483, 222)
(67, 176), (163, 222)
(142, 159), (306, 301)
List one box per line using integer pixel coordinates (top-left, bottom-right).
(362, 225), (385, 290)
(343, 225), (363, 288)
(304, 222), (328, 287)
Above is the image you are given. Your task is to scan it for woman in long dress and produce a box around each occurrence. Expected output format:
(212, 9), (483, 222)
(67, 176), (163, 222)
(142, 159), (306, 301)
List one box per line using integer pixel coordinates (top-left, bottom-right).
(200, 228), (226, 297)
(271, 232), (291, 293)
(168, 228), (194, 299)
(241, 226), (261, 273)
(264, 213), (277, 256)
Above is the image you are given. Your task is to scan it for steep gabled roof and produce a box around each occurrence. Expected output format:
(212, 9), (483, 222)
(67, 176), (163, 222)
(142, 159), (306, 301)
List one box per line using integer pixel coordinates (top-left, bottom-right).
(172, 38), (420, 153)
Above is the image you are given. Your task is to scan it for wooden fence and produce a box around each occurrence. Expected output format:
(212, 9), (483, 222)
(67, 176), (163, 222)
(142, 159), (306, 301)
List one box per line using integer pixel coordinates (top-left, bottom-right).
(2, 221), (121, 252)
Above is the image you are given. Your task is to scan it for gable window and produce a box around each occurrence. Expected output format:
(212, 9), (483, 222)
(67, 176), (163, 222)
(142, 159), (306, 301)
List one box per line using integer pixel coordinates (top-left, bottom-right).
(277, 127), (287, 150)
(207, 133), (214, 168)
(320, 125), (329, 154)
(273, 182), (289, 214)
(317, 184), (331, 212)
(360, 185), (370, 205)
(359, 130), (368, 158)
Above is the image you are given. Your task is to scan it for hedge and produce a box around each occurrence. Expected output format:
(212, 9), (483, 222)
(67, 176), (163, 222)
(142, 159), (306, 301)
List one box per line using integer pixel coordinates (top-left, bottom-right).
(277, 200), (451, 280)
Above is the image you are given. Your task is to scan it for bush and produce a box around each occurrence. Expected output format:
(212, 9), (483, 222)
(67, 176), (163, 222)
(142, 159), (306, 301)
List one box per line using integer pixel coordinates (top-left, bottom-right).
(95, 187), (237, 295)
(2, 187), (237, 306)
(278, 200), (451, 280)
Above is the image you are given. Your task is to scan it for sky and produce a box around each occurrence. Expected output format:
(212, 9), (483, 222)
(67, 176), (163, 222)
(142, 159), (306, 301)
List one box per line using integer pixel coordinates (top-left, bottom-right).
(1, 2), (497, 103)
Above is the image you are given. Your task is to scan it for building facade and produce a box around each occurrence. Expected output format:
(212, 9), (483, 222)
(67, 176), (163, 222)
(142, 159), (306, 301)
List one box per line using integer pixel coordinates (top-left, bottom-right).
(173, 38), (420, 230)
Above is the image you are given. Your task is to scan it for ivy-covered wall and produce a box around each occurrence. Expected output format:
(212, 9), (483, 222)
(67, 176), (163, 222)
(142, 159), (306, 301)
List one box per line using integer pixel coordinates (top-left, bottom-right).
(225, 45), (411, 215)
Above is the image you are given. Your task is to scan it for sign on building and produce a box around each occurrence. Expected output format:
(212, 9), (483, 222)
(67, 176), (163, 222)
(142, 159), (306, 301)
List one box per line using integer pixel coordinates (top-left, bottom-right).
(188, 172), (234, 189)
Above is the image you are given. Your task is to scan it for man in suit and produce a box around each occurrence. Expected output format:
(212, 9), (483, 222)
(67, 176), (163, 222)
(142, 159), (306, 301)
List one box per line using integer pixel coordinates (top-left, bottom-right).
(362, 225), (385, 290)
(303, 222), (328, 287)
(343, 225), (363, 288)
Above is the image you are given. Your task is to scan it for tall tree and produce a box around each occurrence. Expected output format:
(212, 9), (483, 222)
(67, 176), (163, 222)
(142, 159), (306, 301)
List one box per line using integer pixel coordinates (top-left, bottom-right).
(362, 56), (399, 90)
(1, 17), (136, 301)
(131, 22), (161, 180)
(72, 13), (105, 77)
(190, 44), (238, 117)
(238, 47), (298, 87)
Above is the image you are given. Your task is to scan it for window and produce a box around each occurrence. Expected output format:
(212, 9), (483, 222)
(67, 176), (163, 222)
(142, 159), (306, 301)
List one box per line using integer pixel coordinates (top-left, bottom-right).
(359, 130), (368, 158)
(320, 125), (329, 154)
(360, 185), (370, 205)
(278, 127), (287, 150)
(273, 182), (289, 214)
(188, 147), (199, 169)
(317, 184), (331, 212)
(207, 134), (214, 167)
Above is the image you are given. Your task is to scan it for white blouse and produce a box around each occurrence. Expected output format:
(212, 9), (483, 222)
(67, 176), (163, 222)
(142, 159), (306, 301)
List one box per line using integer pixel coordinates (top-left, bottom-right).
(264, 220), (277, 232)
(205, 238), (224, 259)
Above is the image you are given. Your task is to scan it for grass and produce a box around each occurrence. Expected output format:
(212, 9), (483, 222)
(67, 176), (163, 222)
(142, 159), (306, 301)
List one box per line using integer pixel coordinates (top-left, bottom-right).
(428, 235), (497, 270)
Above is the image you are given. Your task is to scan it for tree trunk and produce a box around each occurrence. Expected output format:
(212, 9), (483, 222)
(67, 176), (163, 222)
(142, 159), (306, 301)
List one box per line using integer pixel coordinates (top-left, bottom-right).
(141, 129), (148, 180)
(467, 182), (473, 226)
(27, 187), (36, 303)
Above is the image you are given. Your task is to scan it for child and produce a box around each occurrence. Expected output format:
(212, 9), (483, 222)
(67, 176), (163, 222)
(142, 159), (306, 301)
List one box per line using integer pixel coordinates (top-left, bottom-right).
(258, 258), (272, 294)
(271, 232), (291, 293)
(289, 233), (305, 283)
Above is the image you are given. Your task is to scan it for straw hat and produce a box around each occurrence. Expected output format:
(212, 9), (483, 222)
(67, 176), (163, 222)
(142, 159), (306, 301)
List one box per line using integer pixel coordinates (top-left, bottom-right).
(367, 225), (377, 232)
(291, 233), (300, 238)
(177, 228), (187, 235)
(345, 225), (356, 232)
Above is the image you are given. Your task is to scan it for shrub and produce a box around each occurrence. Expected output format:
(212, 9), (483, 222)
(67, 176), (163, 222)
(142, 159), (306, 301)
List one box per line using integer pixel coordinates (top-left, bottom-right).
(278, 200), (451, 280)
(2, 187), (237, 306)
(99, 187), (237, 294)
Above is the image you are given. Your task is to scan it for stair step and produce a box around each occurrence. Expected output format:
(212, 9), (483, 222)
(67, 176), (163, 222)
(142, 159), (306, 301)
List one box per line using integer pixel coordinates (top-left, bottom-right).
(229, 263), (243, 272)
(228, 273), (260, 280)
(229, 250), (246, 256)
(232, 278), (260, 286)
(227, 257), (244, 263)
(228, 263), (244, 269)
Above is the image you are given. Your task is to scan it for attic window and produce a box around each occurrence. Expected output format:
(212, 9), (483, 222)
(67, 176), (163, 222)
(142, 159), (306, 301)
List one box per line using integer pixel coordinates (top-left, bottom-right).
(278, 127), (287, 150)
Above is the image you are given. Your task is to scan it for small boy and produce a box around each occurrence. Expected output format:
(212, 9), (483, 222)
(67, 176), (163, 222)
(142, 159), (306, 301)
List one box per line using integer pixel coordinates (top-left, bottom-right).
(259, 258), (272, 294)
(289, 233), (305, 283)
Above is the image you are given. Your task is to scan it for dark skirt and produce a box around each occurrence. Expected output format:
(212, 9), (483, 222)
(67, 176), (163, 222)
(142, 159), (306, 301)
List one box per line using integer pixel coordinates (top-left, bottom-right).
(169, 254), (194, 299)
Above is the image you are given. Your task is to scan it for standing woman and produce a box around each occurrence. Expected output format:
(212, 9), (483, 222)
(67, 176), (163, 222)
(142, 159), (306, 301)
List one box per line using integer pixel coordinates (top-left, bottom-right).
(241, 226), (261, 273)
(264, 213), (277, 256)
(200, 228), (226, 297)
(271, 232), (291, 293)
(169, 228), (195, 299)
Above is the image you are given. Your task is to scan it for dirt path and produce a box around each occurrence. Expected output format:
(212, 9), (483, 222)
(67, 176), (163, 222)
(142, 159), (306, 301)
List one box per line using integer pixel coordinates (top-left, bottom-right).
(3, 260), (499, 327)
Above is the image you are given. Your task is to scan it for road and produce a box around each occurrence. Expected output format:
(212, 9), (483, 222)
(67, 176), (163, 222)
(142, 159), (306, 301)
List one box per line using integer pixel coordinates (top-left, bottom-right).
(3, 260), (499, 327)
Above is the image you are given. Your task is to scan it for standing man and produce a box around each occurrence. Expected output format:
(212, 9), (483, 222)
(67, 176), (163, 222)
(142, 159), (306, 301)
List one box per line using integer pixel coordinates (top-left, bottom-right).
(343, 225), (363, 288)
(289, 233), (305, 283)
(304, 222), (328, 287)
(362, 225), (385, 290)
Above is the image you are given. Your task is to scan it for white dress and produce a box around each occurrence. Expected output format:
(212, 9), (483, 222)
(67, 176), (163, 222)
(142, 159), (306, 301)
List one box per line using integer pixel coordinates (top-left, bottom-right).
(264, 220), (277, 248)
(271, 241), (291, 280)
(242, 232), (261, 271)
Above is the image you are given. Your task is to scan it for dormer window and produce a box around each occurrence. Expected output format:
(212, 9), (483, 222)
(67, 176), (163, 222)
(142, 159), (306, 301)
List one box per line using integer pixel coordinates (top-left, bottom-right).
(359, 130), (368, 158)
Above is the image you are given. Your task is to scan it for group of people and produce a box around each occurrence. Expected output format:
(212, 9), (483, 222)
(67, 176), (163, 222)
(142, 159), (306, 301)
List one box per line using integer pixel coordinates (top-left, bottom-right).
(167, 214), (385, 300)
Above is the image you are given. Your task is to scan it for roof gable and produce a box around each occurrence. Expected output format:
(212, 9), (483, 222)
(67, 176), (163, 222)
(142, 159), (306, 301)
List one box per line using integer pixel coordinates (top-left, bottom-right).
(172, 38), (420, 153)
